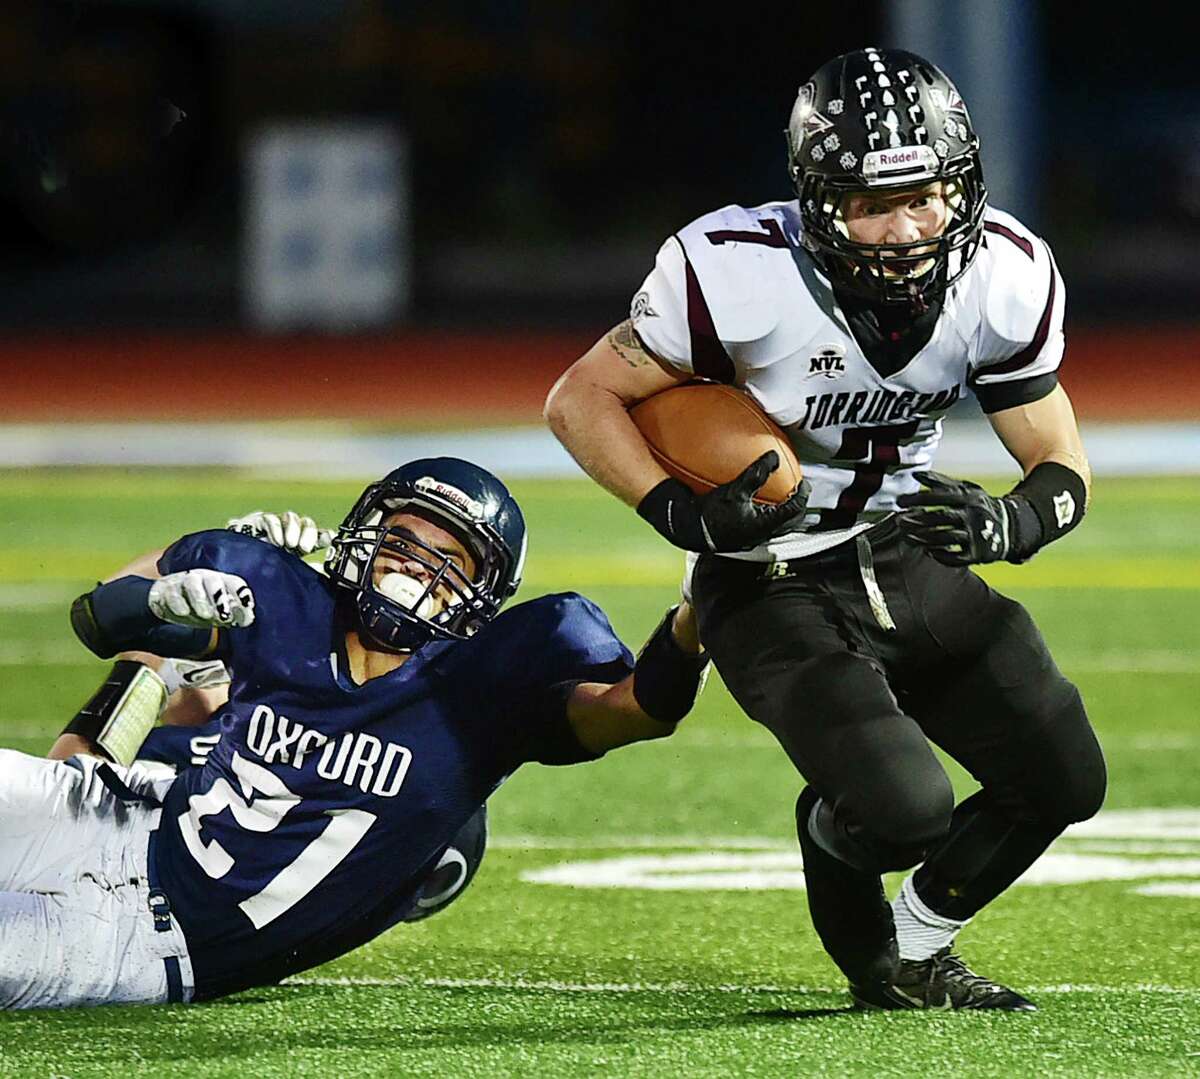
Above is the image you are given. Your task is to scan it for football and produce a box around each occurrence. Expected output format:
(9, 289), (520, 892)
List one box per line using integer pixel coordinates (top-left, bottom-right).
(630, 382), (803, 504)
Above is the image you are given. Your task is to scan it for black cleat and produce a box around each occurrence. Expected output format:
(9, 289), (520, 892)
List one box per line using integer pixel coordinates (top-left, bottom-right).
(850, 947), (1037, 1011)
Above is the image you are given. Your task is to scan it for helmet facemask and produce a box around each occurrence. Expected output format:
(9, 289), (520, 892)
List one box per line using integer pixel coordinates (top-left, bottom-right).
(328, 497), (512, 653)
(799, 163), (985, 310)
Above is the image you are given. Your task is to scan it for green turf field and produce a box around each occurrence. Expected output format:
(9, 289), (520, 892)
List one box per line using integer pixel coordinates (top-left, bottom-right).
(0, 469), (1197, 1077)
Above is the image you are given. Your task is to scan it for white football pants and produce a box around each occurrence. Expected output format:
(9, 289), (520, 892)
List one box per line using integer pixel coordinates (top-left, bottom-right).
(0, 750), (194, 1009)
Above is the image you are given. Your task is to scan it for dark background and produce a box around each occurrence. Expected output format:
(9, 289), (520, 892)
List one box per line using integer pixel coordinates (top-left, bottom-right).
(1, 0), (1197, 331)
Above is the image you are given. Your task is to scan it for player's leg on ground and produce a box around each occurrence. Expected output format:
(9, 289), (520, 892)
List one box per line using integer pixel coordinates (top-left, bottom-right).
(794, 786), (898, 986)
(403, 805), (489, 922)
(0, 749), (137, 891)
(0, 881), (183, 1009)
(0, 752), (191, 1008)
(691, 556), (955, 983)
(899, 571), (1106, 923)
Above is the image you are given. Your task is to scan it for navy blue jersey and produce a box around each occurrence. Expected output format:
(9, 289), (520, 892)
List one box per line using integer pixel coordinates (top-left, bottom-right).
(149, 531), (632, 1000)
(141, 721), (220, 769)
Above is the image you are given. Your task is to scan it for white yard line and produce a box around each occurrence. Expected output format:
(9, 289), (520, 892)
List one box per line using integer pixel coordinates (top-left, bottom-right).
(0, 644), (95, 666)
(0, 585), (79, 611)
(489, 835), (792, 851)
(284, 974), (1200, 997)
(1061, 652), (1200, 675)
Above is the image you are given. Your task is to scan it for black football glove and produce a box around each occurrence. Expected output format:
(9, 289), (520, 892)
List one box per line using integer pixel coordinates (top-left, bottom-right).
(637, 451), (811, 553)
(897, 471), (1034, 565)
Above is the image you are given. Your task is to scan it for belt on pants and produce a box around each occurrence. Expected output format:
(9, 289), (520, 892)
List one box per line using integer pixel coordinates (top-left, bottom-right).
(95, 762), (187, 1004)
(146, 828), (185, 1004)
(741, 526), (899, 633)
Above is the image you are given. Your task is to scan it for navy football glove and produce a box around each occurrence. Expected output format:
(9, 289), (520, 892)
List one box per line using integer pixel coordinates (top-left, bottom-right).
(897, 471), (1032, 565)
(638, 451), (810, 553)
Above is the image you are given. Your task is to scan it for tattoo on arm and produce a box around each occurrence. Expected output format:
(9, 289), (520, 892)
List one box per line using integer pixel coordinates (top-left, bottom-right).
(607, 320), (653, 369)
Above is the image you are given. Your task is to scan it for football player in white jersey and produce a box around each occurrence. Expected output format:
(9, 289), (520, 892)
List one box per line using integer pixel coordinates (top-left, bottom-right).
(545, 47), (1104, 1011)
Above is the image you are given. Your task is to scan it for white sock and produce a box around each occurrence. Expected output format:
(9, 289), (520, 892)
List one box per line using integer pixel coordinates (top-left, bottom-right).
(892, 876), (971, 961)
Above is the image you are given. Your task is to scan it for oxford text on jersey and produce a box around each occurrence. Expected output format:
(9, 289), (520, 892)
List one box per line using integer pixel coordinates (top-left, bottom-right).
(246, 703), (413, 798)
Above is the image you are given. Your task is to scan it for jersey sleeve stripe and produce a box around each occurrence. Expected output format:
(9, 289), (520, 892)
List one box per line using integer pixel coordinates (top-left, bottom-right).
(679, 239), (736, 384)
(975, 369), (1059, 414)
(984, 221), (1036, 261)
(971, 240), (1058, 381)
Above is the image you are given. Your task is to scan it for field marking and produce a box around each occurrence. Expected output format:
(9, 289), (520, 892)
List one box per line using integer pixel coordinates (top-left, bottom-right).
(1108, 735), (1200, 750)
(520, 850), (1200, 891)
(283, 974), (1200, 997)
(490, 835), (792, 851)
(1134, 883), (1200, 898)
(513, 811), (1200, 893)
(1061, 652), (1200, 674)
(0, 645), (97, 667)
(0, 584), (79, 611)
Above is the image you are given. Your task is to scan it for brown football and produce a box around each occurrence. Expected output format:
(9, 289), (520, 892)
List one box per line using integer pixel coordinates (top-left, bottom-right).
(630, 382), (803, 505)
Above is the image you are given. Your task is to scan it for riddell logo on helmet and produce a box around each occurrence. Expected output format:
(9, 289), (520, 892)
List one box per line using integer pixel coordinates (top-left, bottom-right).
(862, 145), (939, 185)
(415, 477), (485, 520)
(878, 148), (922, 167)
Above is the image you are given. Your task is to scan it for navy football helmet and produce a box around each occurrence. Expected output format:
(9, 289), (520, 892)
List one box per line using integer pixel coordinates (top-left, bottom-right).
(326, 458), (527, 652)
(785, 47), (988, 309)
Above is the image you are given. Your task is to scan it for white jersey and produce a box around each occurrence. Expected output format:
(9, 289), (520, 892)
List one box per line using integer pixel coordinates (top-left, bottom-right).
(632, 200), (1065, 561)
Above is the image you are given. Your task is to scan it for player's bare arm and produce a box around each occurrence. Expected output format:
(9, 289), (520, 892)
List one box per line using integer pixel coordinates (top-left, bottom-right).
(567, 602), (708, 754)
(544, 320), (686, 507)
(988, 383), (1091, 503)
(547, 324), (809, 553)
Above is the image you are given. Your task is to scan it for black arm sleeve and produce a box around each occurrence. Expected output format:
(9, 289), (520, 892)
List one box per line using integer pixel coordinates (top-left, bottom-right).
(974, 370), (1058, 414)
(71, 576), (214, 659)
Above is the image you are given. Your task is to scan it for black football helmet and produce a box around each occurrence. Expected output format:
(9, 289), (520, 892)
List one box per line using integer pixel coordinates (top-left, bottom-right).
(325, 458), (527, 652)
(785, 47), (988, 309)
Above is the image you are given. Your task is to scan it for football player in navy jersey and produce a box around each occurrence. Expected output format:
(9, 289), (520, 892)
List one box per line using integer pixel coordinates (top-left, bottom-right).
(52, 509), (494, 929)
(546, 48), (1105, 1010)
(0, 458), (708, 1009)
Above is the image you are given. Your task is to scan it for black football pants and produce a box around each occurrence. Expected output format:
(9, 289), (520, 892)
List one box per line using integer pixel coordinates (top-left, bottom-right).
(691, 517), (1106, 981)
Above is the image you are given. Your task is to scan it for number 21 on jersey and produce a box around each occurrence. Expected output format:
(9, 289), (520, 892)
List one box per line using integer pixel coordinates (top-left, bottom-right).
(178, 752), (376, 929)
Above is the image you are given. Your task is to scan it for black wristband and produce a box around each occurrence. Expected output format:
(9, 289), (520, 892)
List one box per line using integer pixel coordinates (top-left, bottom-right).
(1001, 494), (1044, 564)
(1008, 462), (1087, 558)
(636, 479), (709, 552)
(632, 607), (710, 726)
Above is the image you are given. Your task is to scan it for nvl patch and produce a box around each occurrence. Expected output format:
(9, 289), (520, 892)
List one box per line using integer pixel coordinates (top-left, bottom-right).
(805, 345), (847, 380)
